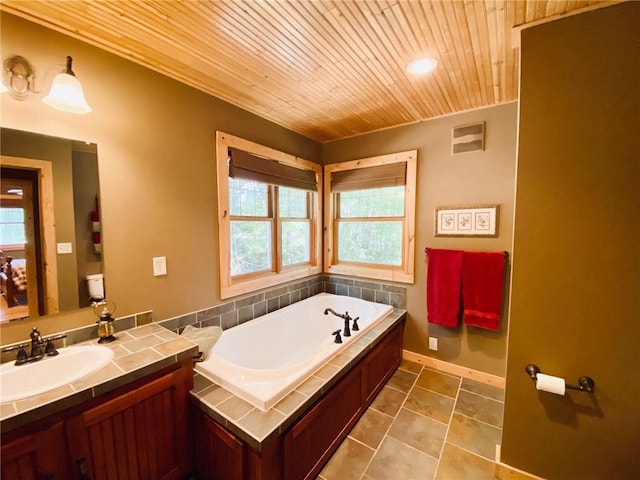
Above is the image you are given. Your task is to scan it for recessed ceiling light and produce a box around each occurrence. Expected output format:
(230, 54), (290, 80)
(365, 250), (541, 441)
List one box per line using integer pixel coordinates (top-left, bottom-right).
(407, 57), (438, 75)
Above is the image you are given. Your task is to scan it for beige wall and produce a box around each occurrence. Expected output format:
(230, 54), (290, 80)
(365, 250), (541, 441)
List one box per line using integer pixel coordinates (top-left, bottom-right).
(501, 3), (639, 478)
(323, 102), (518, 377)
(1, 13), (321, 342)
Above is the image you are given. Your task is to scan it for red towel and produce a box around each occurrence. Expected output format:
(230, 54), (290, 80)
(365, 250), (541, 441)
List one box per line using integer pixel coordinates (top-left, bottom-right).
(426, 249), (463, 327)
(462, 252), (505, 331)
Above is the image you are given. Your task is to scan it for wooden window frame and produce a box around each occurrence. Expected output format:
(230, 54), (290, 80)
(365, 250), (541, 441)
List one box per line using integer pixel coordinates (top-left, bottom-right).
(323, 150), (417, 284)
(216, 132), (322, 299)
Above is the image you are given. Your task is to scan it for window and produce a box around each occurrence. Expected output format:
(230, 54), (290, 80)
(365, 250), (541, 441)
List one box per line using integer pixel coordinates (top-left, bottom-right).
(0, 207), (26, 246)
(324, 150), (417, 283)
(217, 132), (322, 299)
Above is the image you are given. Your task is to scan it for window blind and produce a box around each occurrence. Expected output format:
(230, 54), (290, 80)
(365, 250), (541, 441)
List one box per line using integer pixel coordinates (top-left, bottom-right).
(330, 162), (406, 192)
(228, 147), (317, 191)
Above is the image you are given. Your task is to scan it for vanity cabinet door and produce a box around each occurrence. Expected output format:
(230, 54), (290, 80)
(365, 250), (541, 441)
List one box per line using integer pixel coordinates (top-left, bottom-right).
(361, 320), (404, 404)
(195, 409), (245, 480)
(1, 421), (70, 480)
(283, 364), (363, 480)
(65, 362), (192, 480)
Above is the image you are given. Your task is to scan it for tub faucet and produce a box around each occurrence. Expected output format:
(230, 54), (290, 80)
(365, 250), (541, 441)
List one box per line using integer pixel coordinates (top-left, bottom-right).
(324, 308), (352, 337)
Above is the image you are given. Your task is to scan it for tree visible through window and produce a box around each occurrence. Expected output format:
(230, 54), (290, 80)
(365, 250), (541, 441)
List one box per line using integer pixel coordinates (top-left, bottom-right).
(337, 186), (404, 266)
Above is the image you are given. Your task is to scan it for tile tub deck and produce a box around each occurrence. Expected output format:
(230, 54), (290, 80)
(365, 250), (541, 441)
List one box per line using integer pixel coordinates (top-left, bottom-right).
(190, 308), (406, 452)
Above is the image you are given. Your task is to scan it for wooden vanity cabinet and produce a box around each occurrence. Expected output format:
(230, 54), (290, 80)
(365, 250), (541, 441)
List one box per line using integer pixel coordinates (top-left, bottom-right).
(1, 421), (69, 480)
(1, 358), (193, 480)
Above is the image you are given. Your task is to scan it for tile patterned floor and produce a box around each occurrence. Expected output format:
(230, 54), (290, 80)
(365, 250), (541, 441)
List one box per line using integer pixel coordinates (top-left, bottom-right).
(317, 359), (505, 480)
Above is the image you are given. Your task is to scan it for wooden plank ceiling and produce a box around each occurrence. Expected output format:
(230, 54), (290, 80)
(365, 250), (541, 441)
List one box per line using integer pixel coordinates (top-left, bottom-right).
(1, 0), (617, 142)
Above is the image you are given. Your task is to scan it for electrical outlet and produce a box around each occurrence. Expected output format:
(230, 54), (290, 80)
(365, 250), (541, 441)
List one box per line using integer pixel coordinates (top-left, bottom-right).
(153, 256), (167, 276)
(57, 242), (73, 254)
(428, 336), (438, 351)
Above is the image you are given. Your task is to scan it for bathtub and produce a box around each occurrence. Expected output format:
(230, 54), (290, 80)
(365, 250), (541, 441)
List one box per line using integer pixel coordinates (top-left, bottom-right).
(195, 293), (393, 411)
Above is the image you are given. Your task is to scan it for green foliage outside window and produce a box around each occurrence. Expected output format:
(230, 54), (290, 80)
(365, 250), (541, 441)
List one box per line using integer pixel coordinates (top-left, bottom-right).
(337, 186), (404, 266)
(229, 178), (268, 216)
(229, 180), (311, 275)
(338, 221), (402, 265)
(282, 221), (310, 266)
(339, 186), (404, 218)
(230, 221), (272, 276)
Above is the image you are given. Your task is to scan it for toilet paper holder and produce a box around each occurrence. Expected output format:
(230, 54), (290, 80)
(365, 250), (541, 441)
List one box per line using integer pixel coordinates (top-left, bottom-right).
(525, 364), (595, 393)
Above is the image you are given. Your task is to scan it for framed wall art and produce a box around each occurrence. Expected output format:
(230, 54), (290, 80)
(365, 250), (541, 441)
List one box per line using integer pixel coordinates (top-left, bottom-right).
(435, 204), (499, 237)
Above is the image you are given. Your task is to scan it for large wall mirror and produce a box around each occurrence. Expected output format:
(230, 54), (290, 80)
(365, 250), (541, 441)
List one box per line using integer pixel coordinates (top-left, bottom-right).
(0, 128), (104, 324)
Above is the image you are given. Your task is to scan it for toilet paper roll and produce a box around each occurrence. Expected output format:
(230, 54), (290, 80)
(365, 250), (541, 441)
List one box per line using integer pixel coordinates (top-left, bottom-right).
(536, 373), (566, 396)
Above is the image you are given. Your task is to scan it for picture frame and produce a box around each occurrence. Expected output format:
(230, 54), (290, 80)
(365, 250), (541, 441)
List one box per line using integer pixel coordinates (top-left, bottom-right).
(435, 204), (499, 237)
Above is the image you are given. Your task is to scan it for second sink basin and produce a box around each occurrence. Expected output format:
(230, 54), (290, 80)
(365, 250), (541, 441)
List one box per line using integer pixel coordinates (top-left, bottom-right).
(0, 345), (115, 403)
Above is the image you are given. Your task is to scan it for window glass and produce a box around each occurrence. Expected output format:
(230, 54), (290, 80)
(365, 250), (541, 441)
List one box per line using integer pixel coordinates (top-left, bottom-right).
(230, 221), (272, 275)
(339, 186), (404, 218)
(0, 208), (25, 244)
(337, 221), (402, 265)
(282, 221), (310, 266)
(278, 187), (308, 218)
(229, 178), (268, 217)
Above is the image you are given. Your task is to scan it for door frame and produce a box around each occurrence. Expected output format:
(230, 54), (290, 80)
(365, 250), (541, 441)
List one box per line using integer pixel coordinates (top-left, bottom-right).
(1, 155), (59, 315)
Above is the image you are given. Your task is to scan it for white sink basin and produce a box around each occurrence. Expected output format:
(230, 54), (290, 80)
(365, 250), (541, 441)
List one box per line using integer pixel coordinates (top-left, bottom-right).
(0, 345), (114, 403)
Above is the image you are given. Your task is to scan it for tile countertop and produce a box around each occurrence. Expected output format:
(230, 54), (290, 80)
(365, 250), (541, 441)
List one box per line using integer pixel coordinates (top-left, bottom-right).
(191, 308), (406, 452)
(1, 323), (198, 433)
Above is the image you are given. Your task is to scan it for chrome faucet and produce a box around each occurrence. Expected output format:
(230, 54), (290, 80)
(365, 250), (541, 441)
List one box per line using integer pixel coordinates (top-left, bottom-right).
(324, 308), (356, 337)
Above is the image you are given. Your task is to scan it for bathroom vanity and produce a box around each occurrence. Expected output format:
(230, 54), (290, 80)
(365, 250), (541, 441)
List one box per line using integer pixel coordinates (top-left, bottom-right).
(0, 324), (197, 480)
(192, 309), (406, 480)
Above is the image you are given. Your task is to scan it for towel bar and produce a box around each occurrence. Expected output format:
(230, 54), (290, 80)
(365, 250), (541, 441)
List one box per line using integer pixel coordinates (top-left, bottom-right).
(525, 364), (595, 393)
(424, 247), (509, 259)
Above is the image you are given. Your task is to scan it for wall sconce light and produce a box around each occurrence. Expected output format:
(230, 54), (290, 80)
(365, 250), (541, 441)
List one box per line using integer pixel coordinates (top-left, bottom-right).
(2, 55), (36, 99)
(2, 54), (92, 114)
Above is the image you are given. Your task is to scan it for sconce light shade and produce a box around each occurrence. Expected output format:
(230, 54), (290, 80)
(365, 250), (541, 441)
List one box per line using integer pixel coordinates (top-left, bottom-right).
(42, 56), (92, 114)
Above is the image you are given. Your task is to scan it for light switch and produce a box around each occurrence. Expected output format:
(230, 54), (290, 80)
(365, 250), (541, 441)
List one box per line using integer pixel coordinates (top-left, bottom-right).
(57, 242), (73, 254)
(153, 256), (167, 276)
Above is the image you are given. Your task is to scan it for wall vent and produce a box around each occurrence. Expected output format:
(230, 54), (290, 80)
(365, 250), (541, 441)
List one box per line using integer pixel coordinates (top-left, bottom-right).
(452, 122), (484, 154)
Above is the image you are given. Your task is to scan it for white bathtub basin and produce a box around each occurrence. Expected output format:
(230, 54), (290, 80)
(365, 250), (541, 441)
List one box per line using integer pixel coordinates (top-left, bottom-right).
(196, 293), (393, 410)
(0, 345), (114, 403)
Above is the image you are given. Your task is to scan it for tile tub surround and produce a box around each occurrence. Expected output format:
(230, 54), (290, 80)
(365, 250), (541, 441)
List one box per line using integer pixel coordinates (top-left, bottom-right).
(191, 308), (406, 451)
(0, 323), (198, 433)
(158, 274), (406, 335)
(0, 273), (404, 359)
